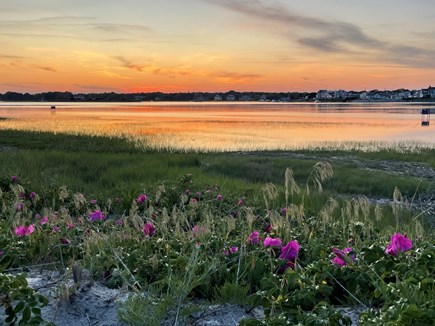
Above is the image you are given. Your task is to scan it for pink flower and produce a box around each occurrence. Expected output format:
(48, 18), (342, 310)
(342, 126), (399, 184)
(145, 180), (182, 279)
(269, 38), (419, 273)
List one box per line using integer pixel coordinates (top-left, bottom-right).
(0, 250), (4, 256)
(263, 236), (282, 247)
(52, 226), (60, 233)
(229, 246), (238, 254)
(11, 175), (17, 183)
(40, 216), (49, 225)
(279, 240), (299, 260)
(192, 225), (206, 236)
(29, 192), (37, 199)
(14, 224), (34, 237)
(189, 198), (198, 205)
(25, 225), (35, 236)
(280, 208), (287, 216)
(89, 199), (97, 205)
(137, 194), (147, 204)
(115, 219), (123, 226)
(14, 202), (24, 211)
(89, 210), (105, 222)
(237, 199), (244, 206)
(67, 223), (75, 230)
(386, 233), (412, 256)
(60, 238), (70, 245)
(216, 194), (223, 201)
(247, 231), (261, 245)
(14, 226), (26, 237)
(35, 213), (41, 219)
(331, 247), (355, 266)
(265, 224), (272, 233)
(223, 250), (229, 255)
(143, 222), (155, 236)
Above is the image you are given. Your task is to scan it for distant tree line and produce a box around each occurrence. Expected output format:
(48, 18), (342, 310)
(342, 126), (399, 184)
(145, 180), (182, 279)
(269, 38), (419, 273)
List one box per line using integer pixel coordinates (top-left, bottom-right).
(0, 91), (317, 102)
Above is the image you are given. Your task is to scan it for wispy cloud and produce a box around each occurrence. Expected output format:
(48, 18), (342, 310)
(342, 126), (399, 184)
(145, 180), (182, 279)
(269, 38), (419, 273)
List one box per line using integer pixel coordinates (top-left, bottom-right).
(92, 23), (152, 34)
(9, 60), (57, 72)
(214, 72), (263, 83)
(0, 16), (153, 42)
(73, 84), (121, 92)
(206, 0), (435, 68)
(0, 54), (24, 59)
(112, 56), (149, 72)
(207, 0), (380, 52)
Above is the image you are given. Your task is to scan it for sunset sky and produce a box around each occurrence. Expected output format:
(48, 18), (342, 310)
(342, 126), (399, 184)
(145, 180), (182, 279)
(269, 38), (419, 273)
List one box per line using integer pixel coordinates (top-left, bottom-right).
(1, 0), (434, 93)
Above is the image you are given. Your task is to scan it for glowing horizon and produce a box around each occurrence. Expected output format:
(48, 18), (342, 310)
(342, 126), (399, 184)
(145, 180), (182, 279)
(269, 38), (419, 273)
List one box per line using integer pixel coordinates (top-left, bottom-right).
(1, 0), (434, 93)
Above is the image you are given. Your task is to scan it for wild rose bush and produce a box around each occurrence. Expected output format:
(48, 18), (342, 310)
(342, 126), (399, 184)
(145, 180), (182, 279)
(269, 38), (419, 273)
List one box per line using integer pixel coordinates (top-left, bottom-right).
(0, 172), (433, 325)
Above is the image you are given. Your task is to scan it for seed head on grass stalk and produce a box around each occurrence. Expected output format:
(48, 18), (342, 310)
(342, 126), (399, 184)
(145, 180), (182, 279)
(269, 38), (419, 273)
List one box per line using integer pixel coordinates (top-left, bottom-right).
(285, 167), (300, 208)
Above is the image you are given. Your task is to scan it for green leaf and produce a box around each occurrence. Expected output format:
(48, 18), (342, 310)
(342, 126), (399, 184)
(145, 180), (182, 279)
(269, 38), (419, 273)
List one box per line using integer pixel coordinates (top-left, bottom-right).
(22, 306), (31, 321)
(14, 301), (25, 313)
(31, 307), (41, 316)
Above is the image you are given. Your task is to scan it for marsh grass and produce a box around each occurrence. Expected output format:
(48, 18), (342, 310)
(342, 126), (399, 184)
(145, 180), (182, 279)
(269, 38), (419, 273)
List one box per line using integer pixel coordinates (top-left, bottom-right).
(1, 130), (434, 325)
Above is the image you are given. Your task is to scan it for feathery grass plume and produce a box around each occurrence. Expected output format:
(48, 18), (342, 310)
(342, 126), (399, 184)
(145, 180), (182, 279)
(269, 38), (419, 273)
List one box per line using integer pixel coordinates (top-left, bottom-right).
(413, 220), (424, 239)
(243, 207), (256, 230)
(287, 203), (306, 228)
(285, 167), (300, 208)
(10, 183), (25, 199)
(262, 183), (278, 210)
(392, 187), (410, 230)
(154, 184), (166, 204)
(73, 192), (86, 209)
(374, 204), (383, 223)
(305, 161), (334, 196)
(58, 185), (69, 202)
(319, 197), (338, 231)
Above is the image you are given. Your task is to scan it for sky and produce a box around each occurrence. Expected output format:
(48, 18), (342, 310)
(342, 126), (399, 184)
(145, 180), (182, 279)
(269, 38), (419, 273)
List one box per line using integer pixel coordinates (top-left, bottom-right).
(0, 0), (435, 93)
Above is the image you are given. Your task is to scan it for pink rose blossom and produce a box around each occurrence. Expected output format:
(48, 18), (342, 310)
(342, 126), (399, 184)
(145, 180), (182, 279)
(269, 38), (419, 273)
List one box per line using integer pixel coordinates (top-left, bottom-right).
(331, 247), (355, 266)
(229, 246), (238, 254)
(192, 225), (206, 236)
(279, 240), (299, 260)
(89, 210), (105, 222)
(263, 236), (282, 247)
(14, 224), (34, 237)
(137, 194), (147, 204)
(386, 233), (412, 256)
(143, 222), (155, 236)
(40, 216), (49, 225)
(247, 231), (261, 245)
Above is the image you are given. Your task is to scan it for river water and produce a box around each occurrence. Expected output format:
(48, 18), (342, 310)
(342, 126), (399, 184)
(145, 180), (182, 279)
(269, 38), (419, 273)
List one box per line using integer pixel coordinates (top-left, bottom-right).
(0, 102), (433, 151)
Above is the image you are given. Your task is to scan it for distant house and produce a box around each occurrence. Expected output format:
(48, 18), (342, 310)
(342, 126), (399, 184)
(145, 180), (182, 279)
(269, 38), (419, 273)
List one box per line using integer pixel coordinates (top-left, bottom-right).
(214, 94), (223, 101)
(73, 94), (85, 101)
(428, 86), (435, 98)
(226, 94), (236, 101)
(316, 90), (333, 100)
(239, 95), (252, 101)
(334, 90), (348, 100)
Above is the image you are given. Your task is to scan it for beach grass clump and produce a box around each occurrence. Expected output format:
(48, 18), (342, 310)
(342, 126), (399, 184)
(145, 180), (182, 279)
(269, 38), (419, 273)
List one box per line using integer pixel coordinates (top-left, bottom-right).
(0, 164), (434, 325)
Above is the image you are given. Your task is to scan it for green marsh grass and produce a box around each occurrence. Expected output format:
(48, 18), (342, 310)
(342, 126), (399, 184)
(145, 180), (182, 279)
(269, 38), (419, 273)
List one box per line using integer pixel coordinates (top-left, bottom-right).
(1, 129), (434, 325)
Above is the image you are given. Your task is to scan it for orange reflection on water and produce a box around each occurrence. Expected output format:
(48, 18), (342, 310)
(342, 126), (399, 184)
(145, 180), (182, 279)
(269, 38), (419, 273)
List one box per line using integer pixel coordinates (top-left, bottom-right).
(0, 102), (433, 151)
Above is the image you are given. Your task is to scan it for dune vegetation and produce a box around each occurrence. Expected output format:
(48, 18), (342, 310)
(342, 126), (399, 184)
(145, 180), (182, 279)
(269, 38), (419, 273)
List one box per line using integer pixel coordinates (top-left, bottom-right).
(0, 130), (434, 325)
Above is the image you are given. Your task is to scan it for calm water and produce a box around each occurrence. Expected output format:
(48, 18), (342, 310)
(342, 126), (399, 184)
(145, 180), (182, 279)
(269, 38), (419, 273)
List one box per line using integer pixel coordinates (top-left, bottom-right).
(0, 102), (434, 151)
